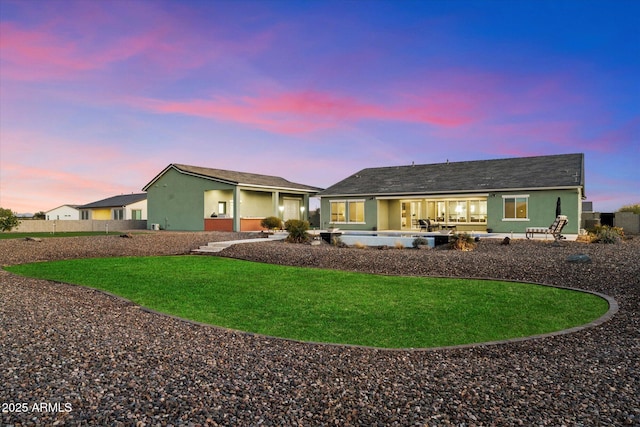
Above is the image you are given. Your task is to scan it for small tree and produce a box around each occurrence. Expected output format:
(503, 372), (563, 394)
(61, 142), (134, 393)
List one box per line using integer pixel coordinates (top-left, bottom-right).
(284, 219), (310, 243)
(0, 207), (21, 232)
(260, 216), (283, 231)
(33, 211), (46, 220)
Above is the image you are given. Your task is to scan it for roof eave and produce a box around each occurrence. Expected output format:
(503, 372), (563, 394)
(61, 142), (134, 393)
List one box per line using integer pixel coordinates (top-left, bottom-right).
(319, 185), (583, 198)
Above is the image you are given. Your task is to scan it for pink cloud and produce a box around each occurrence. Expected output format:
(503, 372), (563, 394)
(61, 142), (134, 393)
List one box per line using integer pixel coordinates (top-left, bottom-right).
(0, 2), (279, 83)
(128, 89), (477, 135)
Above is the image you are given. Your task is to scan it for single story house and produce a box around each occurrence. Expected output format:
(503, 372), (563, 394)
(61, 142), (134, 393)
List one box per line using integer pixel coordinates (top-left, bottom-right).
(142, 164), (322, 231)
(318, 153), (585, 235)
(78, 193), (147, 220)
(45, 204), (80, 220)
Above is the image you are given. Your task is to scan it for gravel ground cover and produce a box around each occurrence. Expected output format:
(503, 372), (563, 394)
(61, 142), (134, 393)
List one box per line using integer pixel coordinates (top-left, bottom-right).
(1, 231), (638, 426)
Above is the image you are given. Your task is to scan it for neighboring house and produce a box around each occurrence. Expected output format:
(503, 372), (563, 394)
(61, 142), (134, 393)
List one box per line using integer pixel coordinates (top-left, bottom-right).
(46, 204), (80, 220)
(142, 164), (322, 231)
(78, 193), (147, 220)
(318, 153), (585, 235)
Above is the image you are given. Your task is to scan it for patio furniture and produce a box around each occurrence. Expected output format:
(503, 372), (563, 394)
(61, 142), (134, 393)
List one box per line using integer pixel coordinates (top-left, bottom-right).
(526, 215), (568, 241)
(418, 219), (435, 231)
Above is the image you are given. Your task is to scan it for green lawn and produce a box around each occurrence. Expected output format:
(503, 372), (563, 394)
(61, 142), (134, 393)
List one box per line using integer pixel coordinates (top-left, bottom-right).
(4, 256), (609, 348)
(0, 231), (125, 239)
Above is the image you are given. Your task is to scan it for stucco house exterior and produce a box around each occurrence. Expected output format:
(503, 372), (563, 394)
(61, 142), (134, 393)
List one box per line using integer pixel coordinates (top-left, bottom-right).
(142, 164), (322, 231)
(45, 204), (80, 220)
(318, 153), (585, 235)
(78, 193), (147, 221)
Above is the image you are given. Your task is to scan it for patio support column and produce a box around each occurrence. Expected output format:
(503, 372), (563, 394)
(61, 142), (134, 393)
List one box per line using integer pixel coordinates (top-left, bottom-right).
(272, 191), (280, 217)
(233, 186), (241, 232)
(302, 194), (309, 220)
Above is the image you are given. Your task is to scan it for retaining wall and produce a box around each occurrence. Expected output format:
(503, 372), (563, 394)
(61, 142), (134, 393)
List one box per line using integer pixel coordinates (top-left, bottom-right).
(10, 220), (147, 233)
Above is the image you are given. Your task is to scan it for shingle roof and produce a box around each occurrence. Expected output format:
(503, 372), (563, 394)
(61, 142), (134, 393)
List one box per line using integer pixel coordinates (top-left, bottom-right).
(143, 164), (322, 193)
(79, 193), (147, 209)
(318, 153), (584, 196)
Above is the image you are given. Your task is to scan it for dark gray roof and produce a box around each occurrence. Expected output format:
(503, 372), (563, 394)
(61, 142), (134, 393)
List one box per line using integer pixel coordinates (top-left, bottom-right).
(318, 153), (585, 197)
(143, 164), (322, 193)
(79, 193), (147, 209)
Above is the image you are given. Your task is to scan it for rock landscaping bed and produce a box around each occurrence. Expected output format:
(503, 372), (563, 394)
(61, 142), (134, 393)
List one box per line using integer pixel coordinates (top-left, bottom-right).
(1, 232), (638, 426)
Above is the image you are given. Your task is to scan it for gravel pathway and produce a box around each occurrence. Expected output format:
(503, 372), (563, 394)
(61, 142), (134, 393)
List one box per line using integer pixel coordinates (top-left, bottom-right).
(1, 232), (638, 426)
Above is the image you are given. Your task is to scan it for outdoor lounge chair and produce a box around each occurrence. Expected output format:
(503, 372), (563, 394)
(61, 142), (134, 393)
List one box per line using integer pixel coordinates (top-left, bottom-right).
(526, 215), (568, 241)
(418, 219), (433, 231)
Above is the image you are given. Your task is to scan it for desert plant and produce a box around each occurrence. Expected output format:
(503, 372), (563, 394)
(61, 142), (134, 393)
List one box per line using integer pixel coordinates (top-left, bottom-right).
(618, 203), (640, 214)
(590, 225), (624, 244)
(412, 237), (429, 248)
(353, 241), (366, 249)
(331, 236), (346, 247)
(284, 219), (310, 243)
(0, 207), (21, 232)
(449, 233), (476, 251)
(260, 216), (283, 231)
(394, 241), (405, 249)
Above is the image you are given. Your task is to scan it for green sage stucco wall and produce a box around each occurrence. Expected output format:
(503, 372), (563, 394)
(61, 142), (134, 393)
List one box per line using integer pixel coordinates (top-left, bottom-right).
(147, 168), (235, 230)
(147, 168), (314, 231)
(486, 189), (580, 234)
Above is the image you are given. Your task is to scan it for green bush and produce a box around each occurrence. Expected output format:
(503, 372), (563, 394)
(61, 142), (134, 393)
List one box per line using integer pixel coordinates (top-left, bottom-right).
(590, 225), (624, 244)
(260, 216), (282, 231)
(412, 237), (429, 248)
(449, 233), (476, 251)
(0, 207), (21, 232)
(284, 219), (310, 243)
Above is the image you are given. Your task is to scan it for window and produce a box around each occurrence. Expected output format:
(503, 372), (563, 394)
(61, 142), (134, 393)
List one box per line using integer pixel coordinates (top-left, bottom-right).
(218, 202), (227, 215)
(81, 210), (90, 220)
(503, 196), (528, 220)
(469, 200), (487, 222)
(131, 209), (142, 220)
(112, 208), (124, 220)
(330, 201), (346, 223)
(448, 200), (467, 222)
(348, 200), (365, 223)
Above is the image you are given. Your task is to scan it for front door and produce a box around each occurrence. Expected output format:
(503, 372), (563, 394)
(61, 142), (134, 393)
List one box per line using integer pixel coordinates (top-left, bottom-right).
(283, 198), (300, 221)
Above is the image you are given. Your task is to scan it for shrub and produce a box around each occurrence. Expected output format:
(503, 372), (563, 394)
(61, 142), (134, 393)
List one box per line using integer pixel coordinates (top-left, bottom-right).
(394, 241), (405, 249)
(412, 237), (429, 248)
(590, 225), (624, 244)
(353, 241), (366, 249)
(284, 219), (310, 243)
(331, 236), (346, 247)
(0, 207), (21, 232)
(618, 203), (640, 214)
(450, 233), (476, 251)
(260, 216), (282, 231)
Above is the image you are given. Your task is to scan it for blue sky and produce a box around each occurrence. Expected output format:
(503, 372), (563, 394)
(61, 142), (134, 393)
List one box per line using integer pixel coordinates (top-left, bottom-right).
(1, 0), (638, 214)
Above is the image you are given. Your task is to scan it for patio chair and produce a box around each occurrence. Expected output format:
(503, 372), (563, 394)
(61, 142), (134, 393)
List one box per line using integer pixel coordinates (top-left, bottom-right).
(418, 219), (432, 231)
(526, 215), (568, 241)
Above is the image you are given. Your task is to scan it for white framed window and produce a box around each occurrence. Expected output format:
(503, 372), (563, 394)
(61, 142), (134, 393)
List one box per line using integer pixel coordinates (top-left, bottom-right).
(81, 210), (90, 220)
(348, 200), (365, 223)
(112, 208), (124, 220)
(503, 195), (529, 220)
(330, 201), (346, 223)
(131, 209), (142, 220)
(330, 200), (365, 223)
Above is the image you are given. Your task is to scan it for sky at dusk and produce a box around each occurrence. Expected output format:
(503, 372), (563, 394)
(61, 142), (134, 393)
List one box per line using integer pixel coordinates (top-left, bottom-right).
(1, 0), (638, 215)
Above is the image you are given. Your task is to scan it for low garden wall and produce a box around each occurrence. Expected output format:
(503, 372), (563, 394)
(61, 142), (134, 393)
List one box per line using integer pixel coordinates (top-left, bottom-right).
(204, 218), (266, 232)
(11, 220), (147, 233)
(614, 212), (640, 234)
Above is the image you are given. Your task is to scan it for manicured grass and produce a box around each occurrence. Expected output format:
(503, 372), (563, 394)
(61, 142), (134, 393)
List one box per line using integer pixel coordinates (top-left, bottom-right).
(5, 256), (609, 348)
(0, 231), (125, 239)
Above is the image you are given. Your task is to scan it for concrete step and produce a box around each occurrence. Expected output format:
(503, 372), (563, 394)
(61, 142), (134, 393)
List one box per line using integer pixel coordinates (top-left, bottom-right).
(191, 233), (288, 254)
